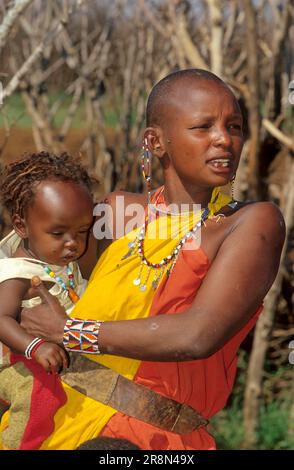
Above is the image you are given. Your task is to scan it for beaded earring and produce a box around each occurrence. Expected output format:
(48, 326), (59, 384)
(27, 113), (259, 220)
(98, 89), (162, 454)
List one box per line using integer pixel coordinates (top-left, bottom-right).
(141, 138), (152, 206)
(230, 174), (236, 200)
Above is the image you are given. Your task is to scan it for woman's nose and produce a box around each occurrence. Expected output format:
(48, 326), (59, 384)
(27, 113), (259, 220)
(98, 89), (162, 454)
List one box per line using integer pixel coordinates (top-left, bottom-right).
(212, 127), (231, 147)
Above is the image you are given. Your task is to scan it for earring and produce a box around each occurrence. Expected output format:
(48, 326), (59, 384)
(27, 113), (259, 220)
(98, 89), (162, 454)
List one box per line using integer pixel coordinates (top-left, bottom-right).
(230, 175), (236, 200)
(141, 138), (152, 206)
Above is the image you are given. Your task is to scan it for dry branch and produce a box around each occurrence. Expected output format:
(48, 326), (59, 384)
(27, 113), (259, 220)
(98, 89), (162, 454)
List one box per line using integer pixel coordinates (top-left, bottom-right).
(0, 0), (33, 53)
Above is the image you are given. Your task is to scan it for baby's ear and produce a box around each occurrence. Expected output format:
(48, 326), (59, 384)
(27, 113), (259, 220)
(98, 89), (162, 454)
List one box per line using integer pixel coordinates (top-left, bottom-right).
(12, 214), (28, 239)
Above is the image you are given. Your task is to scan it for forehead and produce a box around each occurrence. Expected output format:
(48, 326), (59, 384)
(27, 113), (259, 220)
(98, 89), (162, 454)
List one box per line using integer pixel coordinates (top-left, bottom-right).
(163, 79), (241, 122)
(28, 180), (93, 223)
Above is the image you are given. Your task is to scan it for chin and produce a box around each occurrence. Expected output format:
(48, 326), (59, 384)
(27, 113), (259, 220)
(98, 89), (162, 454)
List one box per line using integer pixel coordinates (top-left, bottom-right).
(211, 174), (233, 186)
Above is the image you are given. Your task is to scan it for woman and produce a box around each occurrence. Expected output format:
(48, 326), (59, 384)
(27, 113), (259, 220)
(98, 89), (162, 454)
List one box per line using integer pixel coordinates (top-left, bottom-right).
(2, 69), (285, 450)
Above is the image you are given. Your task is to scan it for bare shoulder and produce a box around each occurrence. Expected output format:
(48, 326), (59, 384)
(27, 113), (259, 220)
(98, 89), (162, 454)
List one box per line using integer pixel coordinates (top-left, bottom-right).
(232, 200), (286, 250)
(102, 189), (146, 208)
(96, 190), (147, 242)
(240, 201), (284, 234)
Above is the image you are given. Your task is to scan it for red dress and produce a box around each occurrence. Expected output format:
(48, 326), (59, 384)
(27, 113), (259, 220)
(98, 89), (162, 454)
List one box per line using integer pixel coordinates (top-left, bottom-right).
(101, 242), (262, 449)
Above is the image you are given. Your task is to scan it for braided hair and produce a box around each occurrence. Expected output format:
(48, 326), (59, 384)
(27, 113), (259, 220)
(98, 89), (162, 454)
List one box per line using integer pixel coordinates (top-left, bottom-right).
(0, 152), (94, 218)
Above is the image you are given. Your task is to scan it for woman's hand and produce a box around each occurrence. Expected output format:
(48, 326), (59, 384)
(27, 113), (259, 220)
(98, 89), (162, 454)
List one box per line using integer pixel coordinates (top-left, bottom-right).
(20, 276), (67, 344)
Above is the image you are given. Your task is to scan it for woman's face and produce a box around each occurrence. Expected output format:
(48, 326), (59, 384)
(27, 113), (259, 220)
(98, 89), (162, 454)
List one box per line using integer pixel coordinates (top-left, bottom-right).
(158, 80), (244, 191)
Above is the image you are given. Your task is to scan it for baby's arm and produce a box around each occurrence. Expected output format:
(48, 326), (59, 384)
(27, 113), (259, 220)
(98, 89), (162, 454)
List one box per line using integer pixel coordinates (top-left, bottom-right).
(0, 278), (68, 373)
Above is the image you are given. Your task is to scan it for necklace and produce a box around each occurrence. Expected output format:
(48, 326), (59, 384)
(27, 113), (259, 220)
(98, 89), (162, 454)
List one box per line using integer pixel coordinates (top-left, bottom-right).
(21, 241), (80, 303)
(149, 187), (201, 217)
(43, 265), (80, 304)
(122, 188), (221, 292)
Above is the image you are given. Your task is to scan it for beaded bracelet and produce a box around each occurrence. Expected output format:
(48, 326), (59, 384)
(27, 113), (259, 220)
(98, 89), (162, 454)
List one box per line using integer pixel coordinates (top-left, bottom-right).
(63, 318), (103, 354)
(24, 338), (45, 359)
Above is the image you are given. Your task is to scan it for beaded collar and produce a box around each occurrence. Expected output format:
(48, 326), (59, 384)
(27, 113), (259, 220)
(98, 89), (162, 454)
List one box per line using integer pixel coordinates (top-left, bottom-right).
(122, 186), (234, 291)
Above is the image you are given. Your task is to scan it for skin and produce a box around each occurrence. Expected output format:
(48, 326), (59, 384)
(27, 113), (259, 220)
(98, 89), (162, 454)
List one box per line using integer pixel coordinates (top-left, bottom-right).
(0, 180), (93, 373)
(20, 79), (286, 362)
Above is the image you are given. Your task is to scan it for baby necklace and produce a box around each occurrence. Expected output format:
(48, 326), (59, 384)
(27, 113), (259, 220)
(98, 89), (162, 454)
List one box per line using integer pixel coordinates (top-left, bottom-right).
(43, 265), (80, 304)
(22, 242), (80, 303)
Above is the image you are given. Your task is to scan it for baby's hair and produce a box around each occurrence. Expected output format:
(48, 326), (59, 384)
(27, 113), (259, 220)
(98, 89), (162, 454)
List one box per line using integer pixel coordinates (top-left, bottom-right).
(0, 151), (94, 217)
(146, 68), (234, 127)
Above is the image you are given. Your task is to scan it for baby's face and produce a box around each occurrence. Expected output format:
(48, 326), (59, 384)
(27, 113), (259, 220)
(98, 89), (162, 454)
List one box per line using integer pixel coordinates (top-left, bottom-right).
(23, 180), (93, 266)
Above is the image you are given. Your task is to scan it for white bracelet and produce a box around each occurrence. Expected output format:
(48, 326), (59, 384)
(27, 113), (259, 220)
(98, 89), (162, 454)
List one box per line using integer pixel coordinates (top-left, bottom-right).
(24, 337), (43, 359)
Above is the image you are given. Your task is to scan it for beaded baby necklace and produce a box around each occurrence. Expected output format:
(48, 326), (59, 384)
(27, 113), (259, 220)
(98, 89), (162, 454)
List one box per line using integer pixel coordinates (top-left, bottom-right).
(122, 189), (220, 292)
(20, 241), (80, 304)
(43, 265), (80, 304)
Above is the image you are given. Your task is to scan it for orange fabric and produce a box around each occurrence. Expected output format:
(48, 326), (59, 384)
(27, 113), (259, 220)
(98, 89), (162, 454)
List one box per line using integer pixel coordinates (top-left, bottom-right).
(101, 243), (262, 449)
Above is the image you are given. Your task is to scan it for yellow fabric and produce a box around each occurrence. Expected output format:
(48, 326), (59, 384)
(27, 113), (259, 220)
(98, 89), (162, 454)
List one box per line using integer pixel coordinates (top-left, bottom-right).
(1, 187), (232, 450)
(0, 412), (9, 450)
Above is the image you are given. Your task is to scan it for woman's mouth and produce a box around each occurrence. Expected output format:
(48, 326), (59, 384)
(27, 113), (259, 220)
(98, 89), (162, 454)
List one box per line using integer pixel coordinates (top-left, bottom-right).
(207, 158), (233, 173)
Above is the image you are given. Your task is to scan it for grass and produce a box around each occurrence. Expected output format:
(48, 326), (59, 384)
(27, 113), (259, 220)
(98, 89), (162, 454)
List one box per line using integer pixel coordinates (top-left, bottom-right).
(211, 351), (293, 450)
(0, 93), (120, 129)
(211, 395), (293, 450)
(0, 93), (32, 128)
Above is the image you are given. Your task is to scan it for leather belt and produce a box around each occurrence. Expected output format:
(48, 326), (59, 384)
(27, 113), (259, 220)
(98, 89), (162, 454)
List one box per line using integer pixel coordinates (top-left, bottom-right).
(61, 354), (208, 434)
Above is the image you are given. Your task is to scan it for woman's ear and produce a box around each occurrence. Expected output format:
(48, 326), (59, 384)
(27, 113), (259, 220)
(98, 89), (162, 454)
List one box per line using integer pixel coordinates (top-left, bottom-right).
(144, 127), (166, 160)
(12, 214), (28, 239)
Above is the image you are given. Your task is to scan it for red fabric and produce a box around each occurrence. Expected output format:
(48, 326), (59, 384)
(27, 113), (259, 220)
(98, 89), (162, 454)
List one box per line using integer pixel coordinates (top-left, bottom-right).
(10, 353), (67, 450)
(101, 245), (262, 449)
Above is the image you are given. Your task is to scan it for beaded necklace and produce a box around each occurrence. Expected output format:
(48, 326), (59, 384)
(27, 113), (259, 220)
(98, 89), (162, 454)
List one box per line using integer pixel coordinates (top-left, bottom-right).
(122, 188), (221, 292)
(21, 242), (80, 304)
(43, 265), (80, 304)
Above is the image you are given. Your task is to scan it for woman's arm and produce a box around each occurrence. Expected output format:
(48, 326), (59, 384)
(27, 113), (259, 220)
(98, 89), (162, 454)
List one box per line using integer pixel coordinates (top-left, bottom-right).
(21, 202), (285, 361)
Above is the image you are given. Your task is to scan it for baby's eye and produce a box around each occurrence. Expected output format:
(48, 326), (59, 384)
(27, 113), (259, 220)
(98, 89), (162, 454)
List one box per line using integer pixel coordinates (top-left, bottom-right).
(51, 232), (63, 237)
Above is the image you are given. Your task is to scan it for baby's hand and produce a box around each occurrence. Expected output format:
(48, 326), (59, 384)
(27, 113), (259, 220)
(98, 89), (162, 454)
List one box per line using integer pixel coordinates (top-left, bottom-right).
(33, 342), (69, 374)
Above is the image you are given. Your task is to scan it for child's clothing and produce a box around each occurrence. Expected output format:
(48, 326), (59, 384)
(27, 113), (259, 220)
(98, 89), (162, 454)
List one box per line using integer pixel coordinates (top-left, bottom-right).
(0, 230), (87, 450)
(0, 230), (87, 312)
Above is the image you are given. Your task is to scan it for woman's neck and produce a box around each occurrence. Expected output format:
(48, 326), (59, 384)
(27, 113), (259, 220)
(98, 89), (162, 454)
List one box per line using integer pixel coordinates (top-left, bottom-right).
(162, 180), (214, 209)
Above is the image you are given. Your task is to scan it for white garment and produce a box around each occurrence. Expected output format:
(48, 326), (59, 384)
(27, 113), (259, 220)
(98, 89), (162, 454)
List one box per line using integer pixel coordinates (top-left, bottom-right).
(0, 230), (87, 313)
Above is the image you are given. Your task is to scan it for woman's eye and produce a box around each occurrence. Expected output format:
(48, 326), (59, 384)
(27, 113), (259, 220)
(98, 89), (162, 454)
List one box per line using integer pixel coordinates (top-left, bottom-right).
(228, 124), (242, 130)
(189, 124), (211, 130)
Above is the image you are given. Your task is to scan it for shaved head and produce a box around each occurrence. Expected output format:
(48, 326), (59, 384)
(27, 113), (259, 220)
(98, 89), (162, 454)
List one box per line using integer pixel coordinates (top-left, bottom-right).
(146, 69), (238, 127)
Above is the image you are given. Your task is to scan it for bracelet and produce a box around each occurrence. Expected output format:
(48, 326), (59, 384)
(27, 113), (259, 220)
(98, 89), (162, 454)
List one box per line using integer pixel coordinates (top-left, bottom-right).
(31, 339), (46, 358)
(63, 318), (103, 354)
(24, 338), (44, 359)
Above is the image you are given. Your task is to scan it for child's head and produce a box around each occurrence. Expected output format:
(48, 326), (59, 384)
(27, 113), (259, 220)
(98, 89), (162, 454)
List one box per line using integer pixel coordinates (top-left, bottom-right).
(0, 152), (94, 266)
(145, 68), (244, 189)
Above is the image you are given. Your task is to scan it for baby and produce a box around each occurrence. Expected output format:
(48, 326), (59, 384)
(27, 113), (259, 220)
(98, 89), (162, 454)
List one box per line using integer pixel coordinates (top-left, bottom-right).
(0, 152), (94, 449)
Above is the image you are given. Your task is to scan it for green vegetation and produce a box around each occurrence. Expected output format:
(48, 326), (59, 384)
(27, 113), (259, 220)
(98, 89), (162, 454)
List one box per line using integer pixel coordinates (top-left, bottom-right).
(211, 351), (293, 450)
(0, 94), (32, 127)
(0, 93), (120, 129)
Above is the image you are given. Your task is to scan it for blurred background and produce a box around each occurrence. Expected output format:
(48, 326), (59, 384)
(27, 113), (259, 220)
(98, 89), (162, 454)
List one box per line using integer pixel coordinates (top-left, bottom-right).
(0, 0), (293, 449)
